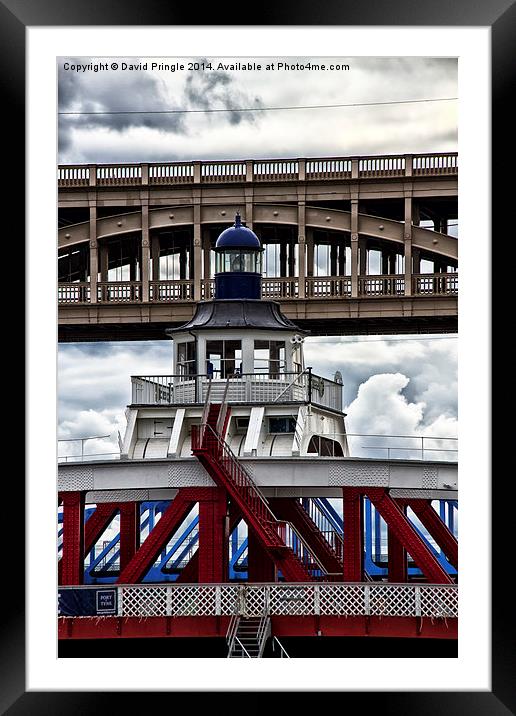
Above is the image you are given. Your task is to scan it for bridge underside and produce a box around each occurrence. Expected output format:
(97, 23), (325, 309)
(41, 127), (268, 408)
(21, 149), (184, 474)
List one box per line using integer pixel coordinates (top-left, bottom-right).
(58, 614), (457, 641)
(58, 307), (457, 342)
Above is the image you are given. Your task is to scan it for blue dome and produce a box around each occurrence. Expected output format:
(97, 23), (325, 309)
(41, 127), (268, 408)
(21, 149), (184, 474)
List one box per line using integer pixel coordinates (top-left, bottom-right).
(215, 214), (261, 250)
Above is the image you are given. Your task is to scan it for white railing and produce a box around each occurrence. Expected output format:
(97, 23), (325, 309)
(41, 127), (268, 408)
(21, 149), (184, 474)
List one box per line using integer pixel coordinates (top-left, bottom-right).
(329, 434), (458, 461)
(57, 435), (119, 463)
(59, 583), (458, 619)
(130, 371), (342, 411)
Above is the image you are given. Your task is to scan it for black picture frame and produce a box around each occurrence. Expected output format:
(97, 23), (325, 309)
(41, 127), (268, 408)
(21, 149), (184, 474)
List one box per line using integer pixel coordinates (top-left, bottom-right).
(11, 0), (508, 710)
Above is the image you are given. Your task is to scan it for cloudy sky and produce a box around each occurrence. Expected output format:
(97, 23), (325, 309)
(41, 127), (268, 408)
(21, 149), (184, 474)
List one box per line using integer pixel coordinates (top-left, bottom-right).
(58, 56), (458, 457)
(58, 56), (457, 163)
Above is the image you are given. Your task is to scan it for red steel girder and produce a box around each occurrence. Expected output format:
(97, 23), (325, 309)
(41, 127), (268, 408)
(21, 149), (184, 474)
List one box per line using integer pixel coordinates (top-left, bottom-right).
(269, 498), (342, 575)
(83, 503), (120, 556)
(366, 489), (453, 584)
(407, 499), (458, 570)
(59, 614), (458, 641)
(388, 527), (408, 583)
(117, 489), (212, 584)
(247, 528), (276, 582)
(342, 488), (363, 582)
(177, 499), (243, 584)
(119, 502), (139, 573)
(198, 488), (228, 583)
(59, 491), (85, 586)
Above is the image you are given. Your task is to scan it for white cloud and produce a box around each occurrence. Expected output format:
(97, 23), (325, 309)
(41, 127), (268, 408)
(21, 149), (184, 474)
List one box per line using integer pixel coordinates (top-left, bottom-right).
(58, 337), (457, 460)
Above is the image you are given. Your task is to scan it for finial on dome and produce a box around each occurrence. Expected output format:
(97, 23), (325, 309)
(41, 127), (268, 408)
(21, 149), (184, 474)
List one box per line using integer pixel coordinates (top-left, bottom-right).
(235, 212), (242, 227)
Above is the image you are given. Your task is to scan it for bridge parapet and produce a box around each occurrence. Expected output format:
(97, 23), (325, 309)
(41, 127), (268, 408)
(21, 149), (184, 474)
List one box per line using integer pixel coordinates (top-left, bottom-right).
(58, 151), (457, 188)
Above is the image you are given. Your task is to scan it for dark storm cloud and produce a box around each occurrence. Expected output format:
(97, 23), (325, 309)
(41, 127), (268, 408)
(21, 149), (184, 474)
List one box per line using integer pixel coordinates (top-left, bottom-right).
(58, 58), (185, 153)
(183, 63), (263, 126)
(58, 57), (264, 158)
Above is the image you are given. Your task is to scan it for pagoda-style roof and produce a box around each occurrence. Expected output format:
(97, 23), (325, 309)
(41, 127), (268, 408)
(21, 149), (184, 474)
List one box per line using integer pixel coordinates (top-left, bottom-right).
(166, 299), (307, 334)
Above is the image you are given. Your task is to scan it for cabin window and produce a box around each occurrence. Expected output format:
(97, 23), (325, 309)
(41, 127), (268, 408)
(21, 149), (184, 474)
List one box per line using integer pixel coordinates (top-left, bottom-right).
(269, 417), (296, 434)
(206, 340), (242, 378)
(307, 435), (344, 457)
(176, 341), (197, 377)
(235, 417), (250, 434)
(254, 340), (286, 375)
(215, 250), (261, 274)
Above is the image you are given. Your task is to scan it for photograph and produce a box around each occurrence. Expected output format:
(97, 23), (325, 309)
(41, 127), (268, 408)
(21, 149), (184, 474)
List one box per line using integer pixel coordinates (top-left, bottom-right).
(56, 54), (460, 659)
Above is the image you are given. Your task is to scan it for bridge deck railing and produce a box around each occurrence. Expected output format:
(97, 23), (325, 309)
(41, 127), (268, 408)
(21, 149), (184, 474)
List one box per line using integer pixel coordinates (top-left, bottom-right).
(57, 152), (458, 187)
(57, 432), (457, 463)
(58, 582), (458, 619)
(58, 273), (458, 304)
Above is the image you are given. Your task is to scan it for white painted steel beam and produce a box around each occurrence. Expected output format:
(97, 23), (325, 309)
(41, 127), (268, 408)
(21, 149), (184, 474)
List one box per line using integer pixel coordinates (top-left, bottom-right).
(58, 456), (458, 496)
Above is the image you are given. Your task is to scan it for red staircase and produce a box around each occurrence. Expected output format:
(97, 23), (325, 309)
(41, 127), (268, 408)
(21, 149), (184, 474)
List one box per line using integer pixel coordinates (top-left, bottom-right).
(192, 405), (318, 582)
(269, 498), (343, 576)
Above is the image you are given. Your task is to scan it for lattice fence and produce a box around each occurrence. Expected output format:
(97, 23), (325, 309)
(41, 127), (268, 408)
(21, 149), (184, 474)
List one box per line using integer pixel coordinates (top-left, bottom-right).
(117, 583), (458, 619)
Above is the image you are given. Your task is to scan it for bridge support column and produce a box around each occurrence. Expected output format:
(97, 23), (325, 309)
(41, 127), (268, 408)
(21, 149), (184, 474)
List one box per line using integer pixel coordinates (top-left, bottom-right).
(342, 488), (363, 581)
(193, 201), (202, 301)
(198, 489), (229, 583)
(247, 528), (276, 582)
(298, 200), (306, 298)
(350, 199), (359, 298)
(60, 491), (85, 585)
(141, 204), (150, 303)
(119, 502), (139, 573)
(89, 206), (98, 303)
(404, 196), (413, 296)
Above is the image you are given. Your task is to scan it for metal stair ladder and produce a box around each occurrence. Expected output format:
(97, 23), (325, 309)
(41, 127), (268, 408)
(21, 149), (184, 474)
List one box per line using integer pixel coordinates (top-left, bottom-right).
(227, 614), (271, 658)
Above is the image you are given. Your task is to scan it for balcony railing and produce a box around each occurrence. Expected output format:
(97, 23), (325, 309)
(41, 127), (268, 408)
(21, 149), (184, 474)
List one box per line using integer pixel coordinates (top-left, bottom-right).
(58, 273), (458, 304)
(57, 152), (457, 188)
(149, 280), (194, 302)
(97, 281), (141, 302)
(59, 582), (458, 619)
(413, 273), (458, 295)
(130, 371), (343, 412)
(359, 275), (405, 296)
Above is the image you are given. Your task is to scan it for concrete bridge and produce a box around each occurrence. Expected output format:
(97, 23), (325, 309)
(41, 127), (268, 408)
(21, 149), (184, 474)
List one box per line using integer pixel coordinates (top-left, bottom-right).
(58, 152), (458, 340)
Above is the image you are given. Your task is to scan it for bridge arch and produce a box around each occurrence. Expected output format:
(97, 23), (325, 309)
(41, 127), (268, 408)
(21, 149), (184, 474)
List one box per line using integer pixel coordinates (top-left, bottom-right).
(58, 203), (457, 260)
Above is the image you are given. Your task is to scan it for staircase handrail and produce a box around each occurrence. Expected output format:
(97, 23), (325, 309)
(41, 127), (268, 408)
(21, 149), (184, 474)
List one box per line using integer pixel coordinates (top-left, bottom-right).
(278, 519), (333, 575)
(257, 615), (272, 658)
(215, 376), (231, 436)
(199, 378), (213, 441)
(226, 613), (240, 656)
(273, 368), (309, 402)
(272, 636), (290, 658)
(195, 423), (280, 530)
(234, 637), (252, 658)
(303, 499), (344, 559)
